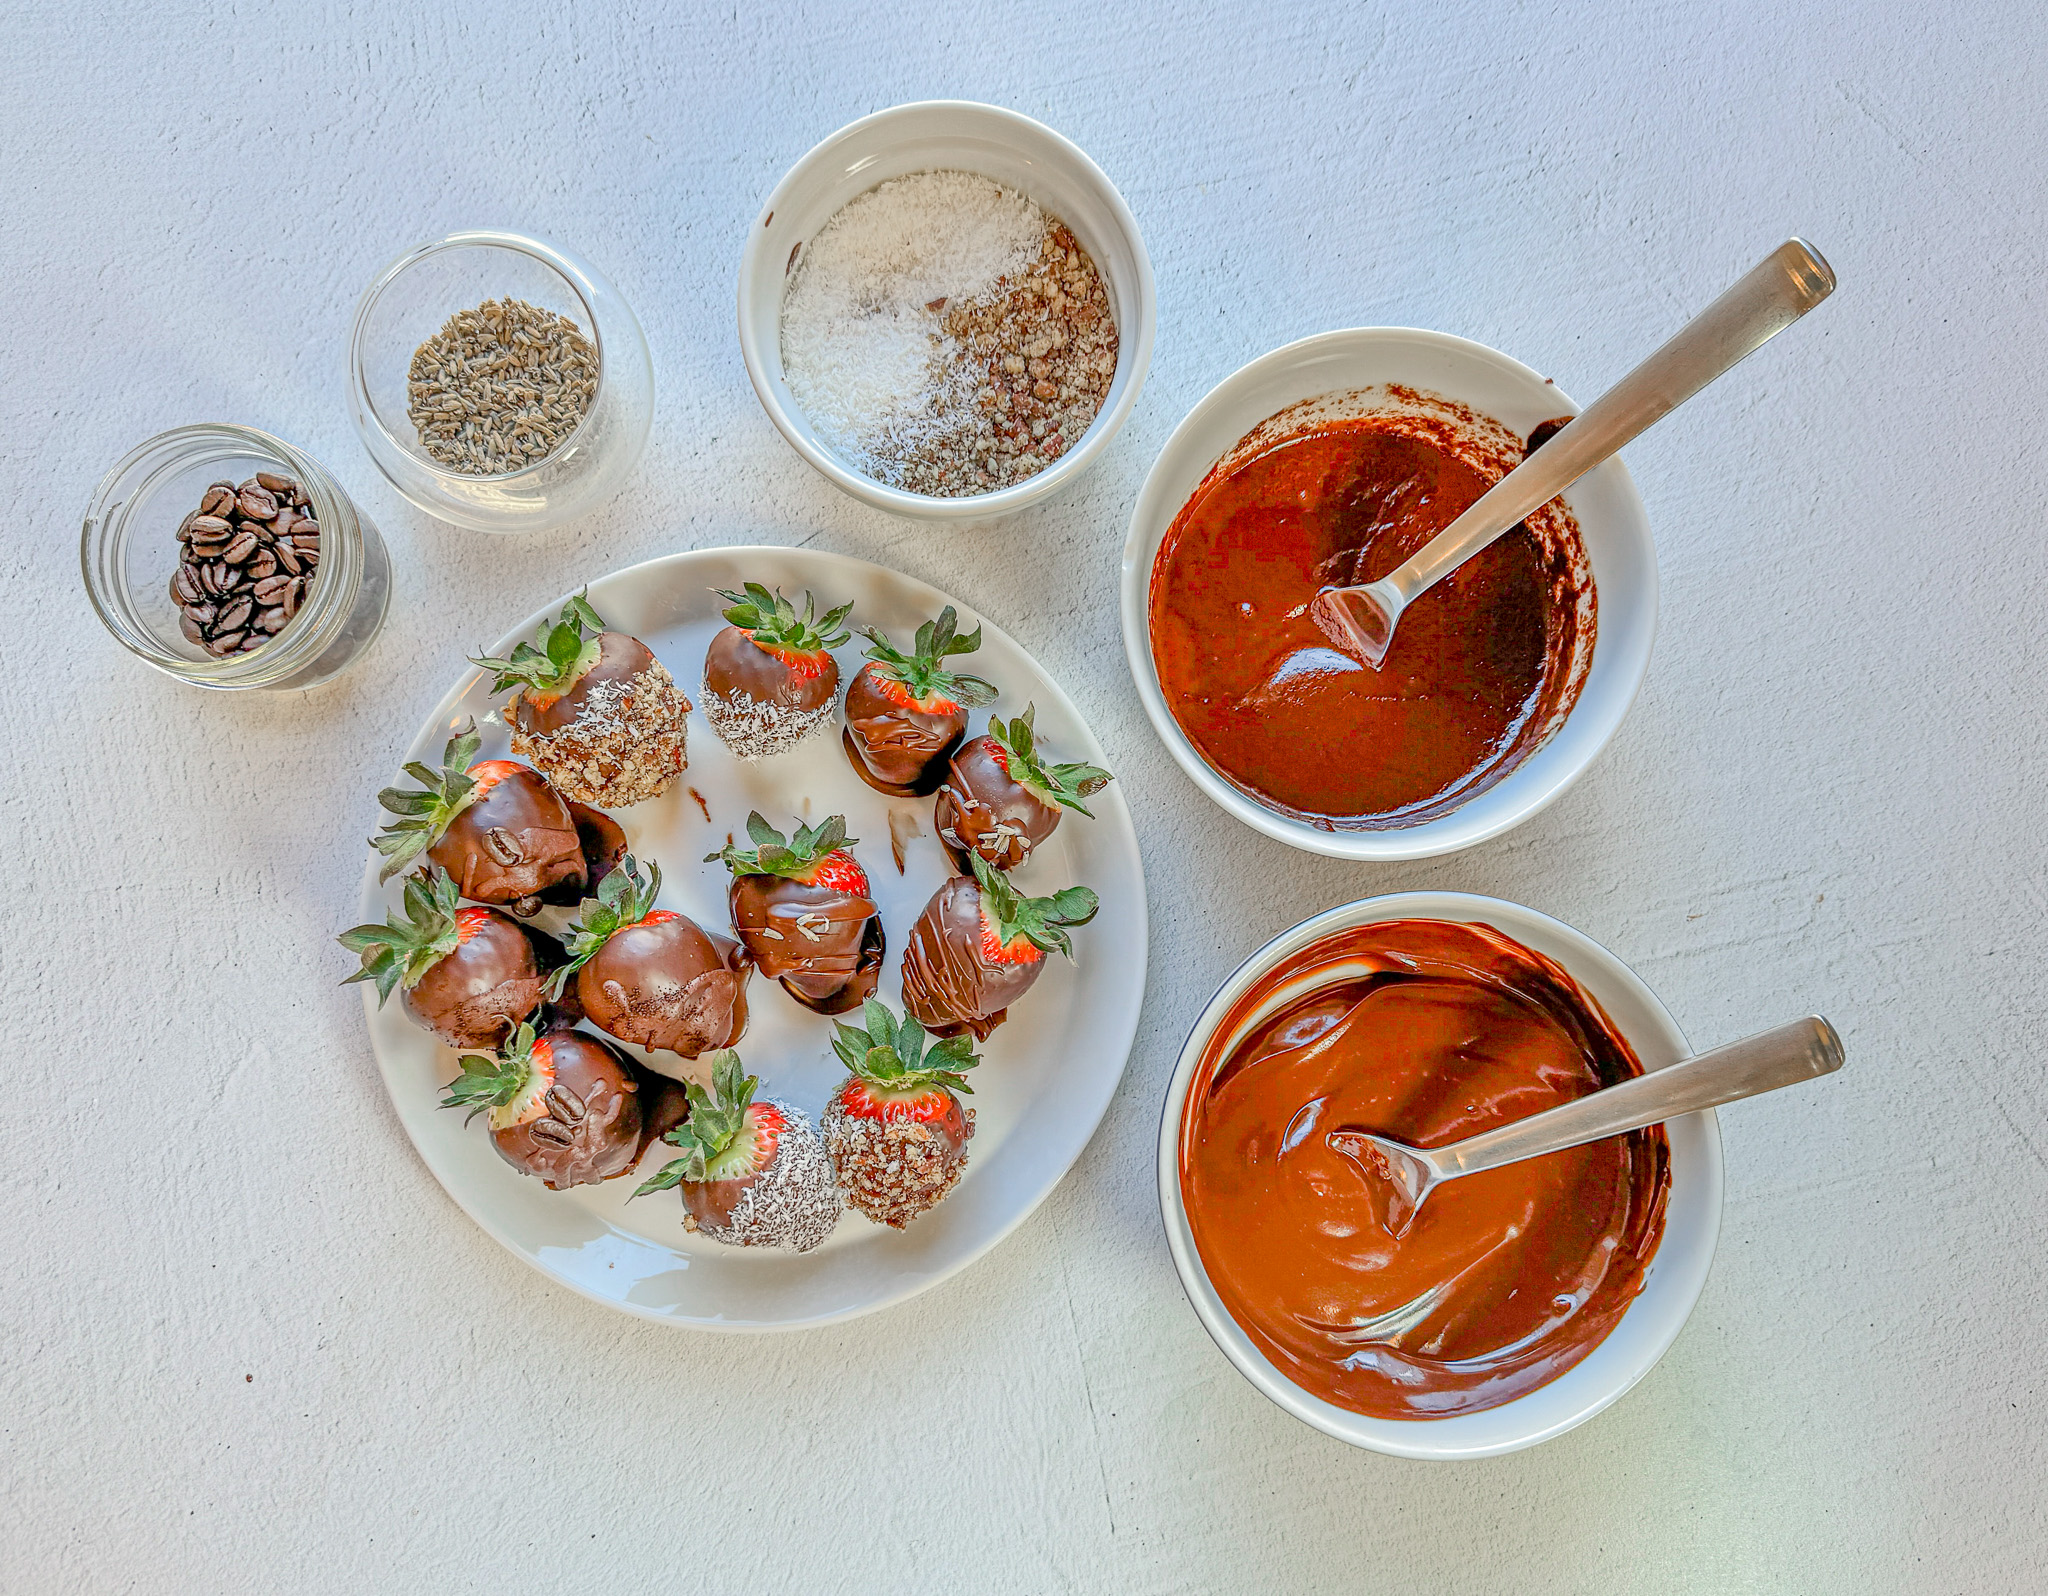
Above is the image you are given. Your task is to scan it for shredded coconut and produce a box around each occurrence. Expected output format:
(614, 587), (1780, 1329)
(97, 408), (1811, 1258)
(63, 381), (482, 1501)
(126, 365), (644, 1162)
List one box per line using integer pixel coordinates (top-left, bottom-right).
(779, 171), (1046, 479)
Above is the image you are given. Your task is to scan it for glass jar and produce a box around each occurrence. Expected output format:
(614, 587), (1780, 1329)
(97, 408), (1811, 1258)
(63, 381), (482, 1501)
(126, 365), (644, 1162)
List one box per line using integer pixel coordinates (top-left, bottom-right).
(347, 229), (653, 534)
(81, 424), (392, 691)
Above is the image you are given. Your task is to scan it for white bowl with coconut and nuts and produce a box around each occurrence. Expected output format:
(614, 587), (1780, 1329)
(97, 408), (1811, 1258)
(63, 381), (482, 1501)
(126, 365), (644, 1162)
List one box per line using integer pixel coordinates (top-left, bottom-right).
(739, 101), (1156, 520)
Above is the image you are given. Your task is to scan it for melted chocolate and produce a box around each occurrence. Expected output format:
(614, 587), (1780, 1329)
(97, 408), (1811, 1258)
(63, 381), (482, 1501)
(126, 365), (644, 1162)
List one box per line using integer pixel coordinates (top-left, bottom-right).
(703, 625), (838, 714)
(729, 874), (884, 1015)
(842, 663), (967, 795)
(576, 911), (752, 1058)
(934, 738), (1059, 872)
(516, 632), (659, 736)
(402, 906), (542, 1050)
(492, 1029), (644, 1190)
(900, 875), (1043, 1039)
(1180, 920), (1669, 1420)
(427, 765), (584, 912)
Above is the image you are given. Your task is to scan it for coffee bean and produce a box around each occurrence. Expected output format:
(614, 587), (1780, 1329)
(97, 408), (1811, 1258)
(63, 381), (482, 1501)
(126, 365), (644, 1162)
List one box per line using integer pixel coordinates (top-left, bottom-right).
(172, 566), (203, 605)
(169, 465), (318, 659)
(275, 544), (302, 575)
(291, 523), (318, 548)
(189, 515), (233, 539)
(246, 550), (277, 581)
(272, 507), (298, 536)
(256, 606), (287, 634)
(281, 578), (303, 618)
(186, 601), (218, 628)
(218, 597), (253, 632)
(237, 486), (278, 521)
(255, 472), (295, 495)
(225, 530), (263, 564)
(201, 484), (237, 518)
(210, 629), (247, 653)
(180, 612), (207, 647)
(253, 575), (290, 605)
(238, 633), (267, 652)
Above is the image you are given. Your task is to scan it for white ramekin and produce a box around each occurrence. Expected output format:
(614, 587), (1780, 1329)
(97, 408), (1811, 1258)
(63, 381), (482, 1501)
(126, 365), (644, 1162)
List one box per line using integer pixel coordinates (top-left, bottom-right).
(1120, 328), (1658, 861)
(738, 100), (1155, 520)
(1158, 892), (1722, 1460)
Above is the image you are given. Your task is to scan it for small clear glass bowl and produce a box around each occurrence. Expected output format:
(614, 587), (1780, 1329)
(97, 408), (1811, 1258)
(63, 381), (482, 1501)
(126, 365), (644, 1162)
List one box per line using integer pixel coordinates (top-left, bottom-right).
(348, 229), (653, 535)
(82, 424), (392, 691)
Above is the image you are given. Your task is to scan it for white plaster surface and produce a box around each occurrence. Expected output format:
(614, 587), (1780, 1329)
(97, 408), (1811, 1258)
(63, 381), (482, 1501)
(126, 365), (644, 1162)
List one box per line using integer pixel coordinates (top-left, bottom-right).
(3, 2), (2044, 1590)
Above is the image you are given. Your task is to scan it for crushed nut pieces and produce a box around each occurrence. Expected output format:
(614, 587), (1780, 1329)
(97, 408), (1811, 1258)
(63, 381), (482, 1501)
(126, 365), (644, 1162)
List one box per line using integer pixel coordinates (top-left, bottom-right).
(406, 298), (598, 475)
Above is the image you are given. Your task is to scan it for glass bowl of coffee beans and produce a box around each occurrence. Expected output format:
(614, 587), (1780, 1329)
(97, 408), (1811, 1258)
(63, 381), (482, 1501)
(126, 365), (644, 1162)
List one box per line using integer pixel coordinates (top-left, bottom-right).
(81, 424), (393, 691)
(348, 229), (653, 534)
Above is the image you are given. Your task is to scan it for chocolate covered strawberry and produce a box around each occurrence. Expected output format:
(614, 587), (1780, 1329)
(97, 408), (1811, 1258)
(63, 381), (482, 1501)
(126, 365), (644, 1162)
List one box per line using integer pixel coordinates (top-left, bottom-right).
(842, 605), (998, 796)
(441, 1021), (644, 1189)
(700, 584), (852, 759)
(934, 704), (1112, 873)
(338, 865), (544, 1050)
(472, 591), (691, 808)
(371, 720), (584, 914)
(540, 800), (629, 907)
(709, 812), (883, 1016)
(823, 999), (978, 1228)
(902, 854), (1099, 1039)
(551, 856), (751, 1061)
(633, 1049), (840, 1251)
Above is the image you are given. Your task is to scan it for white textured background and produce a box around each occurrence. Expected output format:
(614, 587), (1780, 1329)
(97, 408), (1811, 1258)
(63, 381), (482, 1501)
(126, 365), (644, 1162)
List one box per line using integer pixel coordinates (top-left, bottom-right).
(4, 2), (2044, 1591)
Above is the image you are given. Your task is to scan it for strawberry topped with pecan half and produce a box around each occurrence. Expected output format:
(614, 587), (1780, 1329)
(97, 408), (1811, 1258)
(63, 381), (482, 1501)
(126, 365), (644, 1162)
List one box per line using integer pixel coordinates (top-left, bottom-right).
(633, 1049), (841, 1252)
(934, 704), (1112, 873)
(901, 854), (1099, 1039)
(710, 812), (884, 1017)
(338, 865), (545, 1050)
(551, 856), (752, 1062)
(823, 999), (979, 1228)
(441, 1021), (644, 1189)
(471, 591), (692, 809)
(371, 720), (584, 915)
(842, 605), (998, 796)
(700, 584), (853, 759)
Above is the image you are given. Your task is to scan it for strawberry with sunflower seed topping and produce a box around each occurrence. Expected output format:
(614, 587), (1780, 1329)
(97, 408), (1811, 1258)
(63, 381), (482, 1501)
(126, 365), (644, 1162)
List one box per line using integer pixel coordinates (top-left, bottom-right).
(441, 1021), (645, 1189)
(902, 854), (1100, 1038)
(633, 1049), (840, 1251)
(471, 590), (693, 809)
(709, 812), (884, 1016)
(370, 719), (585, 915)
(823, 998), (979, 1228)
(701, 583), (853, 759)
(551, 856), (752, 1063)
(935, 703), (1112, 873)
(338, 865), (546, 1050)
(842, 604), (998, 796)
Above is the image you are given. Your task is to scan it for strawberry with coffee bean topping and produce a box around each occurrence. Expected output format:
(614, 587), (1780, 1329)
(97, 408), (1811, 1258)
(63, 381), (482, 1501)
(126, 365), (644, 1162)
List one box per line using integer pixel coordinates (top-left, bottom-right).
(633, 1049), (840, 1251)
(901, 854), (1099, 1039)
(471, 591), (691, 808)
(710, 813), (884, 1016)
(551, 856), (752, 1063)
(371, 720), (584, 915)
(842, 605), (998, 796)
(823, 999), (978, 1228)
(442, 1021), (645, 1189)
(338, 864), (545, 1050)
(700, 584), (852, 759)
(934, 704), (1112, 873)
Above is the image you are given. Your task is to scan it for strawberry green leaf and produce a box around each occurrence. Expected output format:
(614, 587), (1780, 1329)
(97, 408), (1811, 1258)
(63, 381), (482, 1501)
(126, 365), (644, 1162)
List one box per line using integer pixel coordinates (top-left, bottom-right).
(634, 1049), (757, 1193)
(860, 605), (999, 710)
(970, 853), (1097, 959)
(441, 1021), (539, 1123)
(709, 812), (859, 880)
(470, 591), (607, 700)
(371, 722), (483, 882)
(985, 705), (1112, 817)
(549, 856), (662, 997)
(715, 585), (852, 652)
(337, 865), (465, 1003)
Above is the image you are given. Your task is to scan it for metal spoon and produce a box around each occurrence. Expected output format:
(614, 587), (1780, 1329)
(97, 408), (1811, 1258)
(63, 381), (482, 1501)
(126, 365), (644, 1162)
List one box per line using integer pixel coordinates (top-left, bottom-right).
(1326, 1015), (1845, 1239)
(1309, 238), (1837, 668)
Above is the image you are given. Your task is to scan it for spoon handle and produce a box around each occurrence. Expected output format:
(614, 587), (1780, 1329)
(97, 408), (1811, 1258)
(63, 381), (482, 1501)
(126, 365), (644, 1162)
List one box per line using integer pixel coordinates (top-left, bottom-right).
(1388, 239), (1837, 604)
(1434, 1016), (1846, 1181)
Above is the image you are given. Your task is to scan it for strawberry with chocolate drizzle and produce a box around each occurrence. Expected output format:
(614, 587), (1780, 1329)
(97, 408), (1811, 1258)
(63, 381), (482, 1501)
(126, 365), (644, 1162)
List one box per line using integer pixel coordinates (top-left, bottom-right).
(934, 704), (1113, 873)
(842, 605), (998, 796)
(372, 720), (584, 915)
(901, 854), (1100, 1039)
(471, 590), (691, 809)
(700, 584), (852, 759)
(710, 813), (884, 1016)
(441, 1021), (645, 1189)
(338, 865), (545, 1050)
(823, 999), (978, 1228)
(551, 856), (752, 1062)
(633, 1049), (841, 1251)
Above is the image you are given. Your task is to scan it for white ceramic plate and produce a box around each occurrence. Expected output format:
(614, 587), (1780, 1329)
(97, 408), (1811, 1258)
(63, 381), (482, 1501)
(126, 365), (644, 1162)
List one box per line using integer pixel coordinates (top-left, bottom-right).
(356, 546), (1147, 1330)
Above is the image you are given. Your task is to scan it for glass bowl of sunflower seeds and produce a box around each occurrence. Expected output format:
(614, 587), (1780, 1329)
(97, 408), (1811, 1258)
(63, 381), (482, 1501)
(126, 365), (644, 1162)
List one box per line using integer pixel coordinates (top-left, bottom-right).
(348, 229), (653, 534)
